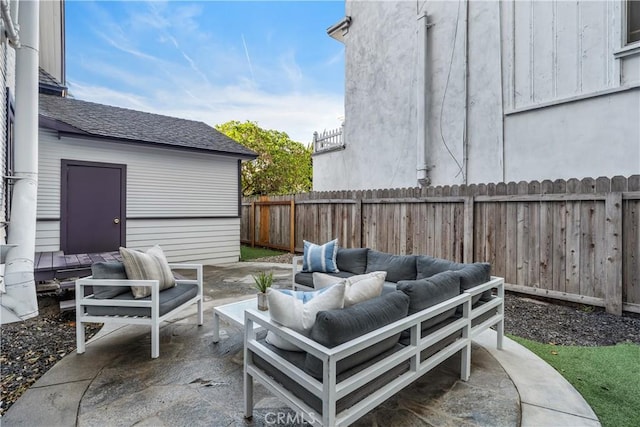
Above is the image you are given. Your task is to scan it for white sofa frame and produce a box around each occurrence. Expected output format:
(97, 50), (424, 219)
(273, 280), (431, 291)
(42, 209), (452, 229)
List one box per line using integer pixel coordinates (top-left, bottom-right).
(292, 255), (505, 349)
(75, 263), (204, 359)
(244, 293), (472, 427)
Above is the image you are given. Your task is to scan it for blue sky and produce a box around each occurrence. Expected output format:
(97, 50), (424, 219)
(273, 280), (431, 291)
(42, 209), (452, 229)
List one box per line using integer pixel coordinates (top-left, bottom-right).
(65, 1), (346, 143)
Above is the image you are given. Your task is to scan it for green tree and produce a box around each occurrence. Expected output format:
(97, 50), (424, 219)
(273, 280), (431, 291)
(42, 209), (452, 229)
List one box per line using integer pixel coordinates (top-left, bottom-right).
(216, 120), (312, 196)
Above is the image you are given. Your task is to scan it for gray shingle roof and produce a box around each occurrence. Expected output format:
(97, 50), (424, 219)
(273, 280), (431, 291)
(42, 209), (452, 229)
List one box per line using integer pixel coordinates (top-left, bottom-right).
(39, 94), (257, 159)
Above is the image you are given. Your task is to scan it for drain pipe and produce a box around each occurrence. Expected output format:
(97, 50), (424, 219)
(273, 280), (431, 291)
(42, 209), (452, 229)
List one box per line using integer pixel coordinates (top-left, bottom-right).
(1, 0), (39, 324)
(1, 0), (19, 47)
(416, 12), (431, 187)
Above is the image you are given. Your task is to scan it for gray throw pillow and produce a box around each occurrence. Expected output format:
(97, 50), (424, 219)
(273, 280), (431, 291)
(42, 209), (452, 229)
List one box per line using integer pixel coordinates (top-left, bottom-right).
(365, 250), (417, 283)
(304, 290), (409, 379)
(91, 261), (131, 299)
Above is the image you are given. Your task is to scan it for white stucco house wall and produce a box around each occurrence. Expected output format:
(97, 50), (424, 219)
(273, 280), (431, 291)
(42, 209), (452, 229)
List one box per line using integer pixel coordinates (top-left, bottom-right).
(313, 0), (640, 191)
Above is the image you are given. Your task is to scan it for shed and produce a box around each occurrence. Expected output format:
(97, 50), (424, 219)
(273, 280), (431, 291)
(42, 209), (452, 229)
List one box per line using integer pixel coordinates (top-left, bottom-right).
(37, 93), (256, 265)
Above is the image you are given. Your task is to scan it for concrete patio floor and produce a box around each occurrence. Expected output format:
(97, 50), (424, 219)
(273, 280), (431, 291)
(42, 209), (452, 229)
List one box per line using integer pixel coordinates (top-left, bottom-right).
(2, 262), (600, 427)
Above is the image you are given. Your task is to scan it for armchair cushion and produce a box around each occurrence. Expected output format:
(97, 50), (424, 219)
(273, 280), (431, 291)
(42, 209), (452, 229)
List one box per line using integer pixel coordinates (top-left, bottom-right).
(120, 245), (176, 298)
(85, 283), (199, 317)
(91, 261), (130, 299)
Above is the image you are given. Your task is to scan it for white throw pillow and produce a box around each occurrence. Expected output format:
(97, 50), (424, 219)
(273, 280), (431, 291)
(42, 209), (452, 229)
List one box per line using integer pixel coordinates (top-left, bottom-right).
(119, 245), (175, 299)
(265, 283), (346, 351)
(313, 271), (387, 307)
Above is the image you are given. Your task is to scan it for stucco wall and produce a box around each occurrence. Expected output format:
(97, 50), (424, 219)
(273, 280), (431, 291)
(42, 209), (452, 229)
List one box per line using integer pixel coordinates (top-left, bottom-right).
(313, 0), (640, 191)
(504, 89), (640, 182)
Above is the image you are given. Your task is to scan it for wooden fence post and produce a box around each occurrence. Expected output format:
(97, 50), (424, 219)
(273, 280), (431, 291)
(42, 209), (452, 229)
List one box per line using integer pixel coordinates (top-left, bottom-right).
(605, 192), (623, 315)
(250, 201), (255, 248)
(356, 199), (363, 248)
(290, 200), (295, 253)
(463, 196), (474, 263)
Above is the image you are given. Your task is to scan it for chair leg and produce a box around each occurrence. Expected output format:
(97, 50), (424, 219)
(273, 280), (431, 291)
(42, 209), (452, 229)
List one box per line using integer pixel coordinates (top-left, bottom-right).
(197, 298), (204, 326)
(151, 324), (159, 358)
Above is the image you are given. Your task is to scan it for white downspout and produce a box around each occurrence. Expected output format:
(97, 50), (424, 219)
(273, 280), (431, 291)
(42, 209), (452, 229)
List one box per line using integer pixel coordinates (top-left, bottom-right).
(1, 0), (39, 324)
(416, 12), (431, 187)
(1, 0), (20, 47)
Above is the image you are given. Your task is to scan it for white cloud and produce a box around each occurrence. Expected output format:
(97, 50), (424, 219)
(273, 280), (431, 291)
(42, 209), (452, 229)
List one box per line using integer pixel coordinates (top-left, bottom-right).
(67, 1), (344, 144)
(68, 80), (344, 144)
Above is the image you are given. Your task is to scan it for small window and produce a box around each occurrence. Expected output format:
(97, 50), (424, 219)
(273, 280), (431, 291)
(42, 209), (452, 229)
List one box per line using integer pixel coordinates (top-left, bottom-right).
(628, 0), (640, 44)
(5, 88), (15, 222)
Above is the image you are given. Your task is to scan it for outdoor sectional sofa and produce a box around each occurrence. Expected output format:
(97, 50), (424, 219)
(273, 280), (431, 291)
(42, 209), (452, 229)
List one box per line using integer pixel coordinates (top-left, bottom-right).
(244, 248), (504, 426)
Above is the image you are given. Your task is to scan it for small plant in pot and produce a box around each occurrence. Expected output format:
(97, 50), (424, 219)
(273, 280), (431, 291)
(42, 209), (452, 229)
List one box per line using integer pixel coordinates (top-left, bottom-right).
(253, 271), (273, 311)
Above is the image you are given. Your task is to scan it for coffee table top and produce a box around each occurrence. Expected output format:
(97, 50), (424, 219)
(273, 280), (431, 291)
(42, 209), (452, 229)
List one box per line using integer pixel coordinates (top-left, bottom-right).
(214, 297), (266, 329)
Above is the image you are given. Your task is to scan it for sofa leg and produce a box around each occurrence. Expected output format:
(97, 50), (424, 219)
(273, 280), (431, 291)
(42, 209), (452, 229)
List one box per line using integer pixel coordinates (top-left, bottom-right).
(496, 319), (504, 350)
(76, 321), (85, 354)
(197, 298), (204, 326)
(461, 343), (471, 381)
(244, 371), (254, 419)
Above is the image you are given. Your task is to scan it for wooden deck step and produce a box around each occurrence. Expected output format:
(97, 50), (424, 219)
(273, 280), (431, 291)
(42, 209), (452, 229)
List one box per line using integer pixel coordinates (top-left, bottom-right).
(34, 250), (121, 282)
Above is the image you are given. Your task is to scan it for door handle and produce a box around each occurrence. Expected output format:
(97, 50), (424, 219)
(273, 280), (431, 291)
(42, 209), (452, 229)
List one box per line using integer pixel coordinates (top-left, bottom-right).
(113, 218), (120, 224)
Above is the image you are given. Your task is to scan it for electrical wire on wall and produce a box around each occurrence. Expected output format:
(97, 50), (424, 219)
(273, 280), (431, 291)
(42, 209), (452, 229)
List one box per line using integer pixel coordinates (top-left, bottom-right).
(439, 0), (466, 182)
(418, 0), (466, 183)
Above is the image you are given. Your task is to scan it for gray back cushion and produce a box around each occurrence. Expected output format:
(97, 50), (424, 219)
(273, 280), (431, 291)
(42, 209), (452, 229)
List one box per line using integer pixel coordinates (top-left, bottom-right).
(415, 256), (458, 279)
(304, 290), (410, 379)
(416, 256), (491, 302)
(336, 248), (369, 275)
(365, 250), (417, 283)
(91, 261), (130, 299)
(396, 271), (460, 334)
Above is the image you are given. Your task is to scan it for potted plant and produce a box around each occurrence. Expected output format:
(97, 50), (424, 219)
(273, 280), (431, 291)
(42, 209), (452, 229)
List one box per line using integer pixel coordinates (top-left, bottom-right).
(253, 271), (274, 310)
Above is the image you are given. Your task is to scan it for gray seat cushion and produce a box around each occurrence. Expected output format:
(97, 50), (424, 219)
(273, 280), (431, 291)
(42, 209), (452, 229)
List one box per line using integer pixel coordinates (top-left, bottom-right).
(91, 262), (130, 299)
(85, 283), (199, 317)
(396, 271), (460, 336)
(294, 271), (354, 289)
(304, 290), (410, 379)
(416, 256), (492, 302)
(365, 250), (417, 283)
(336, 248), (369, 274)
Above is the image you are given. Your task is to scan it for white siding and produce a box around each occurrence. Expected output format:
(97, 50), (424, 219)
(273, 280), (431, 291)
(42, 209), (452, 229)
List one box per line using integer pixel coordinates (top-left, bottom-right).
(38, 129), (239, 218)
(36, 129), (243, 264)
(35, 218), (241, 264)
(39, 0), (64, 84)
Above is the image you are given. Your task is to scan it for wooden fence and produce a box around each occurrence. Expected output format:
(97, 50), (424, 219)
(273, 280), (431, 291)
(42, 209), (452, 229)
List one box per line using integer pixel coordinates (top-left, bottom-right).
(241, 176), (640, 315)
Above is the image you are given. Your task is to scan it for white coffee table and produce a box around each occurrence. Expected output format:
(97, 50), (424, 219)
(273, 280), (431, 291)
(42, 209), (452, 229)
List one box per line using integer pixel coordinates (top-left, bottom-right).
(212, 297), (267, 342)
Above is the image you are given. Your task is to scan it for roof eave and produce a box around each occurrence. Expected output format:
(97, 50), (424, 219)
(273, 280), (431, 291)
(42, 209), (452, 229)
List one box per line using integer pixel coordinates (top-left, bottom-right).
(38, 117), (258, 160)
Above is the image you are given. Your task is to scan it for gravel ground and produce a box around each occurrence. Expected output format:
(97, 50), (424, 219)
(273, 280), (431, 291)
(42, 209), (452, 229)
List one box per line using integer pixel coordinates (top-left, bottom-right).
(1, 254), (639, 416)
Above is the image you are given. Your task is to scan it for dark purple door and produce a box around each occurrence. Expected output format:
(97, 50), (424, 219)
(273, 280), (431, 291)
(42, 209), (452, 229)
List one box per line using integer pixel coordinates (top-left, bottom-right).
(61, 160), (126, 254)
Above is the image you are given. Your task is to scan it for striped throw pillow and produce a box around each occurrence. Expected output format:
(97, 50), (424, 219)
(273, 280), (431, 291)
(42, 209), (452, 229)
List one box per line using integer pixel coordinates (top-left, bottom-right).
(302, 239), (339, 273)
(119, 245), (176, 299)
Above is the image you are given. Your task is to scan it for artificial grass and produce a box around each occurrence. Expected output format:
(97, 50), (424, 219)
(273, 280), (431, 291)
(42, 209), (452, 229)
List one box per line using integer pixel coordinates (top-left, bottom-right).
(240, 245), (285, 261)
(510, 336), (640, 427)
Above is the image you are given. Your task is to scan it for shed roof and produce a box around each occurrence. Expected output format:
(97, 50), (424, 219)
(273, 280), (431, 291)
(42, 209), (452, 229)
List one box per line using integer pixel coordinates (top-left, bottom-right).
(39, 94), (257, 159)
